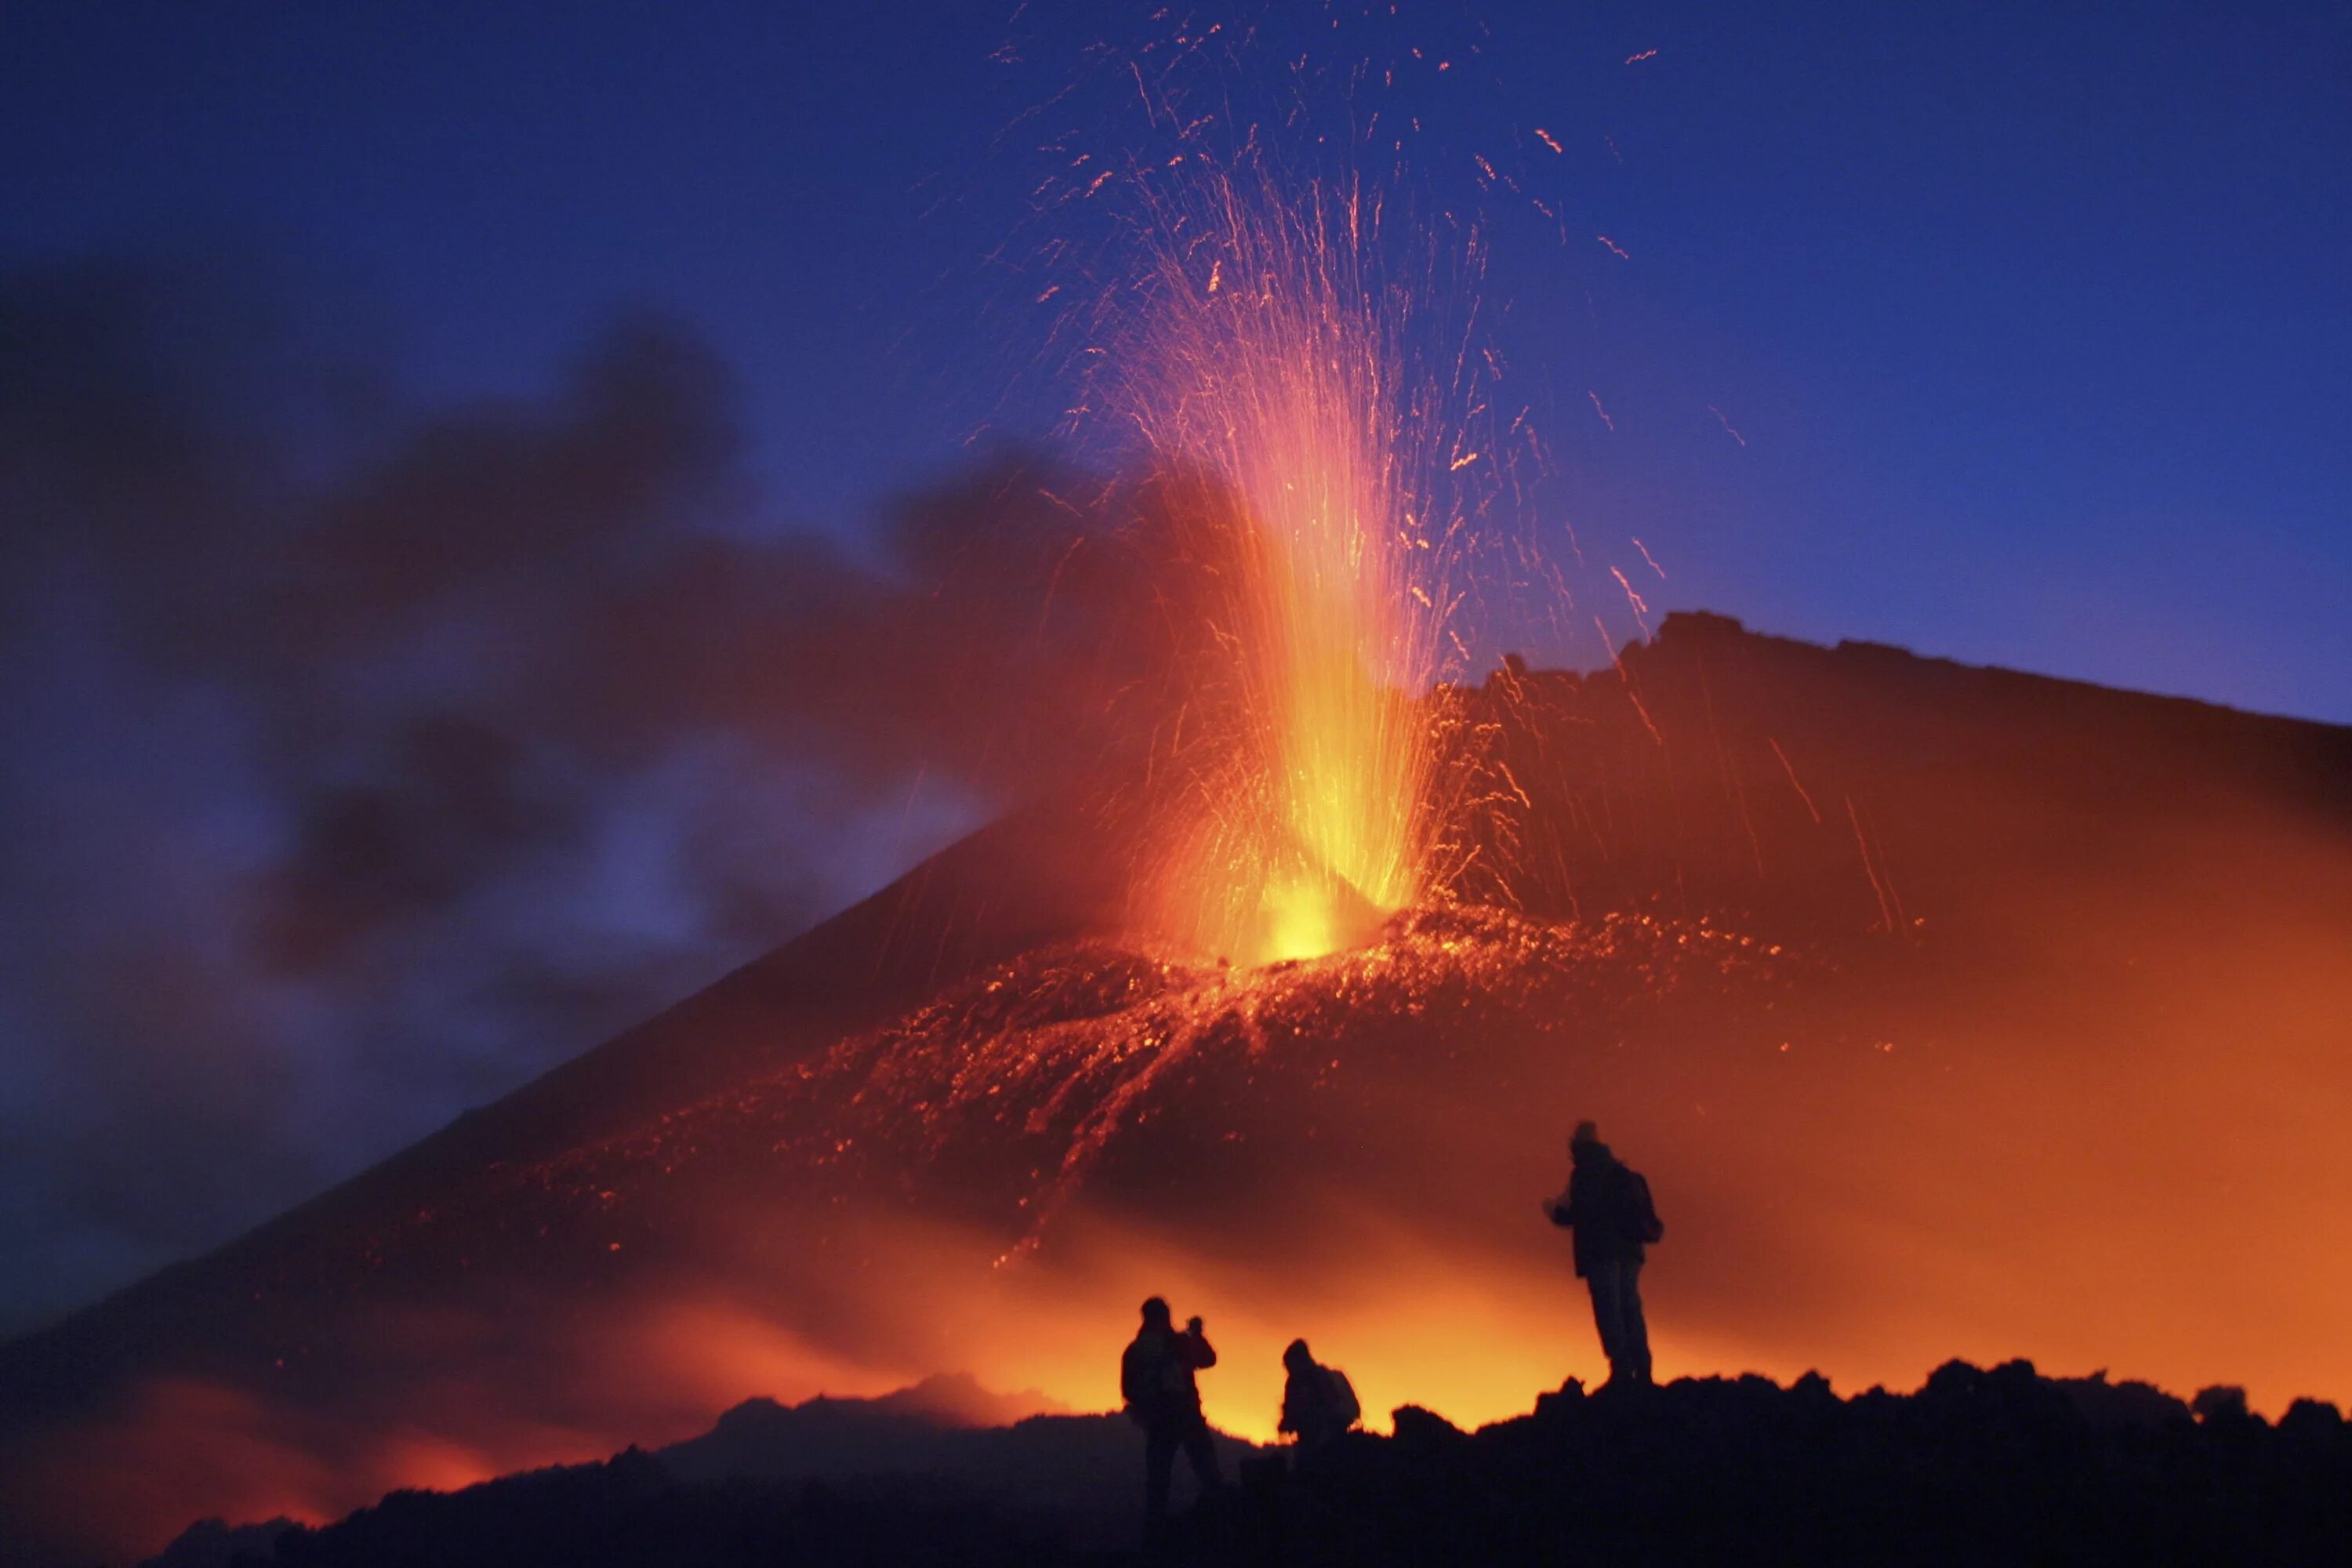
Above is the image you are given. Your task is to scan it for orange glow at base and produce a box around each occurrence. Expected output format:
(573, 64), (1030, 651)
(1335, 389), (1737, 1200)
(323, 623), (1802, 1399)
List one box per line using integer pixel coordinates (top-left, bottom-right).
(1261, 874), (1341, 964)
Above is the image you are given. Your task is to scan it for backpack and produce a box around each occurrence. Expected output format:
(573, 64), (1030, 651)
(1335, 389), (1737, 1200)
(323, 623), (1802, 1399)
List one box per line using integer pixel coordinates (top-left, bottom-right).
(1625, 1170), (1665, 1245)
(1323, 1367), (1362, 1431)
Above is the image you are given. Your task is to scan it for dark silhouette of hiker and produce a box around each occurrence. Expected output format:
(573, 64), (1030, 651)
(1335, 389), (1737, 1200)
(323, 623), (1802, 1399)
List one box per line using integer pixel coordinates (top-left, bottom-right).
(1278, 1338), (1362, 1458)
(1541, 1120), (1664, 1388)
(1121, 1296), (1222, 1523)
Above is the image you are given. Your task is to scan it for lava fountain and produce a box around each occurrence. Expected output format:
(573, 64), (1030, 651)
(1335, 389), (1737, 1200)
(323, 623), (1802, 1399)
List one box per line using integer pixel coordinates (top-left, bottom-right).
(1098, 158), (1472, 966)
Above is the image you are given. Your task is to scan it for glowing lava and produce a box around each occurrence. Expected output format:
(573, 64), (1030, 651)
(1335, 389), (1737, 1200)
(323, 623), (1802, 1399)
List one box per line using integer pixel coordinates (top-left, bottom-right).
(1105, 162), (1463, 965)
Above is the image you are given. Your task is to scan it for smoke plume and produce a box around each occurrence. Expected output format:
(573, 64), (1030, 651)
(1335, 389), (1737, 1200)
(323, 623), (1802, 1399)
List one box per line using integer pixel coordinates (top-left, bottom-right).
(0, 252), (1167, 1334)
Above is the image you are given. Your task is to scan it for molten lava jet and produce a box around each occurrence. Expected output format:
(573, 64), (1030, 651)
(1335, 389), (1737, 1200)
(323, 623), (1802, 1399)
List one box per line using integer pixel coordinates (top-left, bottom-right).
(1097, 159), (1479, 968)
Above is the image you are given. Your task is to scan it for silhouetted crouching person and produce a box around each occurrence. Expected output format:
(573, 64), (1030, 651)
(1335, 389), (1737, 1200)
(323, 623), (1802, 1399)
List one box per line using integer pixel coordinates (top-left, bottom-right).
(1542, 1120), (1664, 1388)
(1278, 1338), (1361, 1461)
(1122, 1297), (1222, 1524)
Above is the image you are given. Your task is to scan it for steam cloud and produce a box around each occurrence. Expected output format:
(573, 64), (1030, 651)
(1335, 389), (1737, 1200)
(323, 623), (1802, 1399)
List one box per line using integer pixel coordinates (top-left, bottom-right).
(0, 252), (1162, 1334)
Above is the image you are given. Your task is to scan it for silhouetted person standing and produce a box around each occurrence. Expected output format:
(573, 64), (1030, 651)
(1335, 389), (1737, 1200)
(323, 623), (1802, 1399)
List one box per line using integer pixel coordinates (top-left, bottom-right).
(1542, 1120), (1664, 1388)
(1121, 1296), (1222, 1523)
(1278, 1338), (1361, 1459)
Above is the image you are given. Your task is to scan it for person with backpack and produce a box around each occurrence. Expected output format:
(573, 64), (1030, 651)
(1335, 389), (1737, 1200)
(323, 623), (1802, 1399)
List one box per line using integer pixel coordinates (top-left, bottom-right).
(1541, 1120), (1664, 1389)
(1277, 1338), (1362, 1458)
(1120, 1296), (1223, 1522)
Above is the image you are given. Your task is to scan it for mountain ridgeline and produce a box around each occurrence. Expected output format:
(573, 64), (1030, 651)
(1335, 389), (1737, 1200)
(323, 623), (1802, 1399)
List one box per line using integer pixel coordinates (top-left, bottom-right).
(6, 612), (2350, 1566)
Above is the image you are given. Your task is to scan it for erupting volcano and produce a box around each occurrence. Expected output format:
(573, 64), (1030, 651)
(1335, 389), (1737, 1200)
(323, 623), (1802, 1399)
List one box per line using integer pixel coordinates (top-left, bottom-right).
(7, 47), (2352, 1568)
(8, 612), (2352, 1563)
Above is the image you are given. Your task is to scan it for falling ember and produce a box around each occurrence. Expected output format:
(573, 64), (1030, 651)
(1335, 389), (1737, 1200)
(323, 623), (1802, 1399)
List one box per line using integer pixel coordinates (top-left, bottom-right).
(1097, 155), (1469, 967)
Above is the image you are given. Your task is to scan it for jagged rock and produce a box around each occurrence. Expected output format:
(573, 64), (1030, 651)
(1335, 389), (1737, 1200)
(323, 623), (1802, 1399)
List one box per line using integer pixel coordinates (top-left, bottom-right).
(158, 1367), (2352, 1567)
(1387, 1404), (1466, 1456)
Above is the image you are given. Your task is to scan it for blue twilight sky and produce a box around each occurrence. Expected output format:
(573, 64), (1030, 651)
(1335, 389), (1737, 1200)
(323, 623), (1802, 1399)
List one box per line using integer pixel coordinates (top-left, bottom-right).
(7, 0), (2347, 716)
(1, 1), (2347, 1330)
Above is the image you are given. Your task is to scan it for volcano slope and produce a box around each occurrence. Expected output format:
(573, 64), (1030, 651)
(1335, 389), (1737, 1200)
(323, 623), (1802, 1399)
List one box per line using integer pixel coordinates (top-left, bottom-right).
(5, 612), (2351, 1563)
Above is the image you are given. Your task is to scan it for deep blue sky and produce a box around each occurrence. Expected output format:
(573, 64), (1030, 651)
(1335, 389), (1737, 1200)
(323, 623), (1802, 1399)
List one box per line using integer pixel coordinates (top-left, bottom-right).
(2, 2), (2348, 1331)
(8, 0), (2347, 717)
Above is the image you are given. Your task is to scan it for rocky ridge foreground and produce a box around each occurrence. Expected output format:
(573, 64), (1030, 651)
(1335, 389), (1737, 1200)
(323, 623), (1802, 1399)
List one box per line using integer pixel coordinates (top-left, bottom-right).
(151, 1360), (2350, 1568)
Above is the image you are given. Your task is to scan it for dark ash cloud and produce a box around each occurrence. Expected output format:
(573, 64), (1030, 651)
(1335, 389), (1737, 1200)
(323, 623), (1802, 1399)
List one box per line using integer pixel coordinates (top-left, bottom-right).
(0, 253), (1172, 1334)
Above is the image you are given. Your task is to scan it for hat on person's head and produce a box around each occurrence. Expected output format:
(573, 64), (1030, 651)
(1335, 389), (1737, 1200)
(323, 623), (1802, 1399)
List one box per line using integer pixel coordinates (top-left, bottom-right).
(1141, 1296), (1172, 1325)
(1571, 1120), (1601, 1145)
